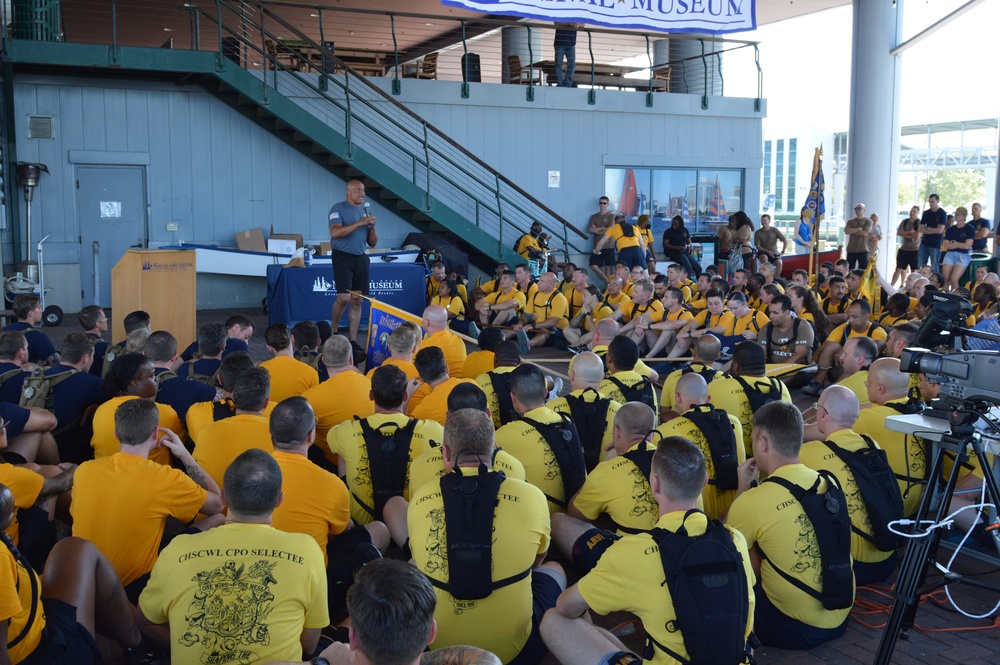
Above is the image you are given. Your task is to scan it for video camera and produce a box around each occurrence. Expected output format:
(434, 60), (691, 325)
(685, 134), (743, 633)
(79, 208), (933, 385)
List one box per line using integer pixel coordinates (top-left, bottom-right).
(900, 291), (1000, 405)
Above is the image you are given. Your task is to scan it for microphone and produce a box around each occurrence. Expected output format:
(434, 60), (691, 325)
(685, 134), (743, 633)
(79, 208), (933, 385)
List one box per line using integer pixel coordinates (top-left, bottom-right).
(363, 202), (371, 215)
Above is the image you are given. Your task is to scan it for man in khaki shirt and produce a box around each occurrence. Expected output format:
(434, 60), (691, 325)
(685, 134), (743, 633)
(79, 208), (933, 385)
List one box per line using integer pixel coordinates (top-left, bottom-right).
(845, 203), (872, 269)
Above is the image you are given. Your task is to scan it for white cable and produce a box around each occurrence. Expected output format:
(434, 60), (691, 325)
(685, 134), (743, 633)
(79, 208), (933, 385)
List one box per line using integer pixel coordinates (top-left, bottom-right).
(942, 482), (1000, 619)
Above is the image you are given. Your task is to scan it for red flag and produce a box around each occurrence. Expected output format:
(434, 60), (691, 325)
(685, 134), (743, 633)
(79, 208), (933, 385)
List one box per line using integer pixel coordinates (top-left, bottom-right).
(618, 168), (638, 216)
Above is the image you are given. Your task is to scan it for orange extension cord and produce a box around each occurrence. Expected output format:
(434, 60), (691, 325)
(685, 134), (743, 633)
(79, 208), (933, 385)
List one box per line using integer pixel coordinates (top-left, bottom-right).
(851, 583), (1000, 632)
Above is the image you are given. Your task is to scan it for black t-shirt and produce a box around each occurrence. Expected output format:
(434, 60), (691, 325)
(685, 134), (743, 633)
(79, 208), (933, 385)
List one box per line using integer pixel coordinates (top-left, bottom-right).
(970, 218), (992, 251)
(662, 227), (690, 253)
(920, 208), (947, 249)
(944, 223), (976, 254)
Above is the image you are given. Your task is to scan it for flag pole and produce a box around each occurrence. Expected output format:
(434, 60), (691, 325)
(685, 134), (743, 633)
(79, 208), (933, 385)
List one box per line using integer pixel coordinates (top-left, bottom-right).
(807, 148), (820, 279)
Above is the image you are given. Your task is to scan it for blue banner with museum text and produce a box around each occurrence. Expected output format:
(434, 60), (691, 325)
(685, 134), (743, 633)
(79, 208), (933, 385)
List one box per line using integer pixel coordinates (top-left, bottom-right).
(441, 0), (756, 34)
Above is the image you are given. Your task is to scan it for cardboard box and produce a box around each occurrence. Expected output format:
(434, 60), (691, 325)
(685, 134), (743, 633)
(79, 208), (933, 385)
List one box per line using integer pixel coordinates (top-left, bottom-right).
(316, 242), (331, 256)
(269, 225), (303, 249)
(235, 228), (266, 253)
(267, 238), (297, 255)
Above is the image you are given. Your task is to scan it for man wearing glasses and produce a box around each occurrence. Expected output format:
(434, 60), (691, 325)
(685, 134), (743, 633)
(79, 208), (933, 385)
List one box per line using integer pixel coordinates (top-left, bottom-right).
(587, 196), (616, 283)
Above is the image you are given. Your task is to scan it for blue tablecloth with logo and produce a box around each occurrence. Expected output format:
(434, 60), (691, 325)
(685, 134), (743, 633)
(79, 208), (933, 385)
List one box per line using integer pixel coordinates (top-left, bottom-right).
(266, 263), (426, 327)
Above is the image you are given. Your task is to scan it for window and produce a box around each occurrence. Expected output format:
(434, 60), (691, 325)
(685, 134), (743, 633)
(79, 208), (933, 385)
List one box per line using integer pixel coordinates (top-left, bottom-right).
(605, 166), (744, 236)
(775, 139), (785, 213)
(787, 139), (797, 212)
(763, 140), (772, 195)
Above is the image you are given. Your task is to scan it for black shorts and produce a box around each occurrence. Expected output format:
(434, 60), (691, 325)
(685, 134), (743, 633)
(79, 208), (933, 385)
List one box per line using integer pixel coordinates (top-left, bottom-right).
(327, 525), (374, 615)
(508, 568), (565, 665)
(597, 247), (616, 266)
(752, 582), (848, 650)
(617, 246), (646, 270)
(896, 249), (918, 271)
(21, 598), (102, 665)
(330, 250), (371, 296)
(572, 528), (621, 574)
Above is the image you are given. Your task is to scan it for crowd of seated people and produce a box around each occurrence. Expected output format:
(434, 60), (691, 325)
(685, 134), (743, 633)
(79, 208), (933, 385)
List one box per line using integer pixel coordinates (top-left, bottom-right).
(0, 206), (997, 665)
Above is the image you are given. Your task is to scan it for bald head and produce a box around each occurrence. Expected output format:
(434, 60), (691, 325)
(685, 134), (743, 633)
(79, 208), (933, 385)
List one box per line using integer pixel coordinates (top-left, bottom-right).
(594, 318), (619, 343)
(614, 402), (655, 454)
(422, 305), (448, 333)
(986, 273), (1000, 285)
(867, 358), (909, 405)
(675, 373), (709, 413)
(569, 352), (605, 388)
(817, 385), (859, 435)
(693, 334), (721, 363)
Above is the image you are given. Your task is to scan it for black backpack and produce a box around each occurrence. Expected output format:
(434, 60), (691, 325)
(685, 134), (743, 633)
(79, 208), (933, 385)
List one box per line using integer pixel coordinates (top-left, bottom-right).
(563, 388), (613, 472)
(758, 471), (854, 611)
(619, 221), (636, 238)
(681, 363), (719, 384)
(520, 414), (586, 508)
(645, 510), (750, 665)
(822, 435), (905, 552)
(731, 375), (782, 413)
(684, 405), (739, 492)
(606, 375), (655, 409)
(429, 464), (531, 600)
(355, 418), (419, 521)
(487, 370), (519, 427)
(212, 399), (237, 421)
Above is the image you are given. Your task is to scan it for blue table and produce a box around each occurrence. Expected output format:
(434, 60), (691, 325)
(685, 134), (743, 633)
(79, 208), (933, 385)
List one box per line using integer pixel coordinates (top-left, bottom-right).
(266, 262), (426, 327)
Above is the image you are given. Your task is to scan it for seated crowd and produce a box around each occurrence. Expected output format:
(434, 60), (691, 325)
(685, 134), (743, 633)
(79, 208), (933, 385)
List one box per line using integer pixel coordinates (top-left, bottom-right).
(0, 236), (991, 665)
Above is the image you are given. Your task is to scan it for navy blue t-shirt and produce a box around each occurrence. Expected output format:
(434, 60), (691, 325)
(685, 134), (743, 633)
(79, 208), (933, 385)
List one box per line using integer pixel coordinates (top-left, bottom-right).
(178, 358), (222, 382)
(970, 217), (992, 252)
(153, 367), (216, 423)
(2, 322), (56, 364)
(0, 363), (26, 404)
(0, 401), (30, 439)
(180, 337), (249, 363)
(46, 365), (107, 428)
(944, 223), (976, 254)
(87, 333), (109, 378)
(920, 208), (947, 249)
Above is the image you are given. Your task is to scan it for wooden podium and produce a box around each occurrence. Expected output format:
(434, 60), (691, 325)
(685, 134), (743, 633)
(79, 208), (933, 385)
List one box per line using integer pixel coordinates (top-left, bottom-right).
(111, 249), (196, 351)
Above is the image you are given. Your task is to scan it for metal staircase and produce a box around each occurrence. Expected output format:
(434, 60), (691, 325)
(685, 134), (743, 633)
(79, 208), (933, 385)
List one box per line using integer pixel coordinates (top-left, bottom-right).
(0, 0), (589, 271)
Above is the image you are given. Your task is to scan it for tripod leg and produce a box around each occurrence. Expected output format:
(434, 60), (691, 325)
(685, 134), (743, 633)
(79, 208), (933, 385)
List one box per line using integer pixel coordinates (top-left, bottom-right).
(971, 440), (1000, 555)
(874, 439), (968, 665)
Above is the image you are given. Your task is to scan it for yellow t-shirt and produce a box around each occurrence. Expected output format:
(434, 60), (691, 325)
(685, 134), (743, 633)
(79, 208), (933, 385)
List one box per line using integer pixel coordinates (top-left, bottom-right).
(0, 545), (44, 663)
(524, 290), (570, 329)
(659, 307), (694, 329)
(484, 288), (527, 312)
(186, 398), (276, 446)
(495, 406), (574, 514)
(547, 389), (621, 461)
(732, 309), (770, 336)
(693, 309), (736, 332)
(604, 292), (633, 312)
(593, 346), (655, 380)
(835, 369), (869, 405)
(599, 371), (659, 413)
(0, 463), (43, 546)
(878, 312), (910, 327)
(91, 395), (182, 466)
(366, 357), (419, 381)
(727, 463), (854, 629)
(822, 296), (853, 317)
(854, 401), (927, 517)
(578, 511), (755, 665)
(193, 413), (273, 489)
(827, 322), (888, 345)
(570, 441), (659, 533)
(139, 523), (329, 665)
(605, 222), (642, 250)
(71, 452), (207, 585)
(271, 450), (350, 566)
(565, 287), (587, 319)
(408, 468), (549, 663)
(580, 304), (616, 333)
(707, 376), (792, 455)
(654, 405), (746, 520)
(659, 364), (722, 411)
(417, 330), (468, 380)
(476, 366), (518, 429)
(408, 378), (473, 426)
(432, 294), (466, 320)
(328, 413), (441, 525)
(799, 430), (896, 565)
(302, 371), (375, 460)
(514, 232), (541, 258)
(427, 278), (468, 304)
(462, 350), (495, 380)
(622, 299), (665, 324)
(408, 446), (526, 497)
(260, 354), (320, 403)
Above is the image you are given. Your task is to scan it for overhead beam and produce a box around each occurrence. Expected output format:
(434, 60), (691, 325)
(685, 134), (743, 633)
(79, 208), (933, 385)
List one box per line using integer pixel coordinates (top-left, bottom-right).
(891, 0), (987, 55)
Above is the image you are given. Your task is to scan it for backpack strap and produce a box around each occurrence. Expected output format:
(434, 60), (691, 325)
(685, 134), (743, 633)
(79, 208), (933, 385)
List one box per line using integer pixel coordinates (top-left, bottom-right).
(487, 371), (519, 426)
(355, 417), (419, 521)
(684, 405), (739, 491)
(213, 399), (237, 421)
(0, 533), (38, 649)
(563, 388), (612, 472)
(520, 414), (586, 507)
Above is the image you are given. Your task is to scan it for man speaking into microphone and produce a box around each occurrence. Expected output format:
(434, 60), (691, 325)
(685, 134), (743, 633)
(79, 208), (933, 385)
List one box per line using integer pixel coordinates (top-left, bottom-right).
(329, 179), (379, 345)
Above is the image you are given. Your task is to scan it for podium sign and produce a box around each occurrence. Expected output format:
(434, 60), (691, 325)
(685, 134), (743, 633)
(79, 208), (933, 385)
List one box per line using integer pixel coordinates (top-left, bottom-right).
(111, 250), (196, 351)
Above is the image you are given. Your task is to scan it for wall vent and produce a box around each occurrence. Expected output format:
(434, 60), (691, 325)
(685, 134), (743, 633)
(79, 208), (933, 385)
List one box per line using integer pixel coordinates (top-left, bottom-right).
(27, 116), (54, 139)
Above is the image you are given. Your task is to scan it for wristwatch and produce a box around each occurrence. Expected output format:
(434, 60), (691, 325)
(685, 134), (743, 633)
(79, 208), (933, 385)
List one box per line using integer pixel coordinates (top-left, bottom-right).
(311, 657), (331, 665)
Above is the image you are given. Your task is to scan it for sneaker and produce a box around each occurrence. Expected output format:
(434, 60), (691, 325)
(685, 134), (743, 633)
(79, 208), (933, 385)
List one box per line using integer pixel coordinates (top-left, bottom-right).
(546, 377), (564, 401)
(354, 542), (383, 575)
(516, 329), (530, 355)
(467, 321), (480, 341)
(122, 641), (162, 665)
(566, 345), (583, 356)
(801, 381), (825, 397)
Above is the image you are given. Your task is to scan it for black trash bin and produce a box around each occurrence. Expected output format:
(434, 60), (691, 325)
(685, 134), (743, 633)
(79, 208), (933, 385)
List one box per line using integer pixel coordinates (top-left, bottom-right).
(461, 53), (482, 83)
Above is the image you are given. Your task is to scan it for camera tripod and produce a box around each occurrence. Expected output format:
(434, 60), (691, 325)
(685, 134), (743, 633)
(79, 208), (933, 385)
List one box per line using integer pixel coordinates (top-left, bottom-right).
(874, 407), (1000, 664)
